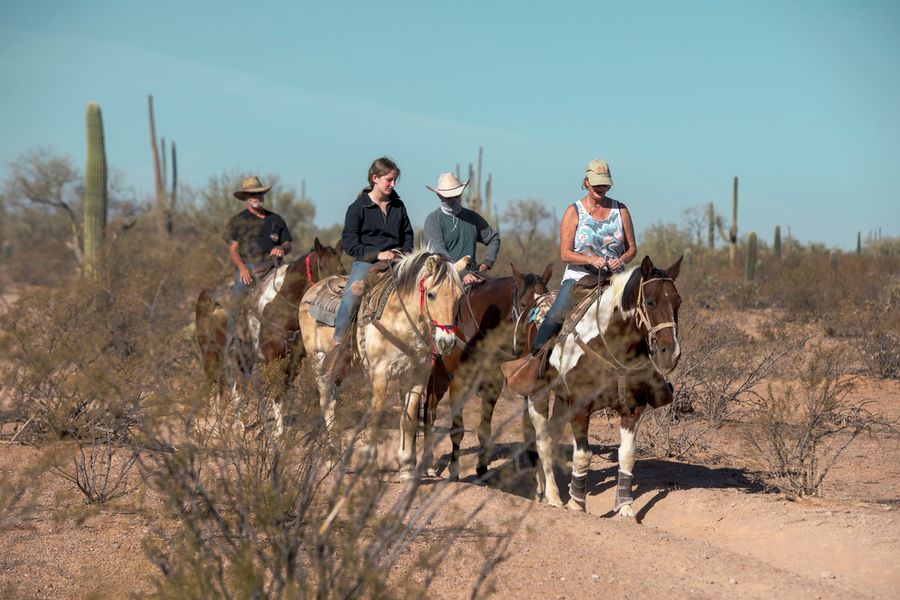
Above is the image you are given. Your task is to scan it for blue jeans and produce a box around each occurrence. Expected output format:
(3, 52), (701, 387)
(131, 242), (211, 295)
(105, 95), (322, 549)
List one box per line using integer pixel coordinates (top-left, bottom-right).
(226, 262), (255, 349)
(333, 261), (373, 343)
(530, 278), (577, 355)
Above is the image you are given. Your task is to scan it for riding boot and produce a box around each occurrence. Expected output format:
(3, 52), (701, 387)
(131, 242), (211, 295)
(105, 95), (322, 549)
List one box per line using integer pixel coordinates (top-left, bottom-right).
(322, 340), (351, 386)
(501, 354), (544, 396)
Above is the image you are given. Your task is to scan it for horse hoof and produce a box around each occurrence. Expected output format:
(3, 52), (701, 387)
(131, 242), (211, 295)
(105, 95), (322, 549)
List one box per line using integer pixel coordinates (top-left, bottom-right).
(617, 504), (635, 518)
(566, 499), (586, 512)
(398, 470), (416, 482)
(475, 464), (488, 479)
(425, 468), (438, 478)
(448, 464), (459, 481)
(546, 496), (564, 508)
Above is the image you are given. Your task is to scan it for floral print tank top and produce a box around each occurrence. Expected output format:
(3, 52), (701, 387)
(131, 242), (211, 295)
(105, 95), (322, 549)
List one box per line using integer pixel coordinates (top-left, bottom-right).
(562, 198), (626, 282)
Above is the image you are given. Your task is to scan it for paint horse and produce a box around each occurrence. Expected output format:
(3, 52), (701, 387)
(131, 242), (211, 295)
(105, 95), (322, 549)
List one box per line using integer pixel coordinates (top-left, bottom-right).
(195, 238), (345, 431)
(299, 249), (468, 479)
(424, 264), (552, 480)
(519, 255), (682, 516)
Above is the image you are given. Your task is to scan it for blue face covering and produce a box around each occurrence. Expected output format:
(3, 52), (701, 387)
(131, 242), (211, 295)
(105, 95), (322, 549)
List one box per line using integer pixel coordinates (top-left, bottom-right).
(439, 196), (462, 216)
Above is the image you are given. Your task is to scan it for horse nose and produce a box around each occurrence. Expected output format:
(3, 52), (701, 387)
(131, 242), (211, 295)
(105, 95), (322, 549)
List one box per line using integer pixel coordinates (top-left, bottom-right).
(434, 331), (457, 355)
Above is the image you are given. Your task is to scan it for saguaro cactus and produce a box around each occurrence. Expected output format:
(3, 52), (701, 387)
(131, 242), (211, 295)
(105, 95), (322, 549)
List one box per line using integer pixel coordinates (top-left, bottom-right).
(830, 250), (838, 271)
(745, 231), (757, 282)
(773, 225), (782, 259)
(148, 94), (177, 235)
(857, 231), (862, 255)
(83, 101), (108, 276)
(728, 177), (739, 265)
(707, 202), (715, 249)
(712, 177), (739, 264)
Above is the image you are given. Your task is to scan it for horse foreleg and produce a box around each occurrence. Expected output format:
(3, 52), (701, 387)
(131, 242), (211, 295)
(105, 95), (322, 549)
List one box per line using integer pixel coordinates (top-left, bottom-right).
(398, 382), (425, 481)
(476, 386), (498, 478)
(566, 409), (592, 512)
(527, 391), (562, 507)
(615, 407), (645, 518)
(422, 385), (438, 478)
(312, 351), (337, 431)
(446, 379), (466, 481)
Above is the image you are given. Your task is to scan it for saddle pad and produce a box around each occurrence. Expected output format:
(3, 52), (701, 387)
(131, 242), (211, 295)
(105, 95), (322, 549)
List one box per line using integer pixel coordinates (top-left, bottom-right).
(559, 281), (610, 339)
(303, 275), (346, 326)
(525, 280), (611, 341)
(359, 270), (395, 326)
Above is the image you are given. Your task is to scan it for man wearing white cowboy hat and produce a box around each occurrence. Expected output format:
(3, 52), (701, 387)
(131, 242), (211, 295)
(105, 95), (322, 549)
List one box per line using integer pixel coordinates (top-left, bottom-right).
(224, 175), (293, 351)
(423, 172), (500, 286)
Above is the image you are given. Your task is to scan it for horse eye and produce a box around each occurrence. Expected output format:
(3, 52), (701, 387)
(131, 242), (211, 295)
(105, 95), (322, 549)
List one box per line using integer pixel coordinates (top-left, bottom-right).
(646, 299), (656, 308)
(427, 292), (437, 301)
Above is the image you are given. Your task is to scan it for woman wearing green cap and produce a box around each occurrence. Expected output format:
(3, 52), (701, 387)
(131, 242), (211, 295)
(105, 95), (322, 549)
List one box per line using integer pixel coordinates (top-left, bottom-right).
(502, 158), (636, 395)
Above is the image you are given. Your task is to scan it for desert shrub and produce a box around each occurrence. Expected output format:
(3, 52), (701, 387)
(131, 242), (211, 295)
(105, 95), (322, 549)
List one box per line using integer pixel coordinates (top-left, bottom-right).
(671, 312), (805, 429)
(857, 326), (900, 380)
(0, 230), (201, 503)
(139, 362), (518, 599)
(744, 347), (895, 498)
(639, 221), (695, 268)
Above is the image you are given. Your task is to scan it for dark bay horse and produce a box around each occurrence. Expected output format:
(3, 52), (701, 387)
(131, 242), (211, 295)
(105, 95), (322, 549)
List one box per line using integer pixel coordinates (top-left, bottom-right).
(423, 264), (552, 479)
(517, 255), (682, 516)
(195, 238), (345, 425)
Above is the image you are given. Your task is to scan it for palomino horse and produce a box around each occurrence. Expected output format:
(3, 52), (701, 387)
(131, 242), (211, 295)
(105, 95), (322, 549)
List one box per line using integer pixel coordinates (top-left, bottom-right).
(424, 264), (552, 479)
(299, 249), (468, 479)
(195, 238), (345, 431)
(519, 255), (682, 516)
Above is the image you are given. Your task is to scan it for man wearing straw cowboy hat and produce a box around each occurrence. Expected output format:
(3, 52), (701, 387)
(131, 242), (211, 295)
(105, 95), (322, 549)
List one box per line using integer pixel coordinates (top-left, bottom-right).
(224, 175), (293, 352)
(423, 172), (500, 286)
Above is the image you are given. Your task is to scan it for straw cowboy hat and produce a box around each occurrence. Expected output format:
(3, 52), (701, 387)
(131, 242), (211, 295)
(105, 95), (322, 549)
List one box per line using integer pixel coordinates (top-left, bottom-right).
(585, 159), (613, 187)
(234, 176), (272, 200)
(426, 172), (469, 199)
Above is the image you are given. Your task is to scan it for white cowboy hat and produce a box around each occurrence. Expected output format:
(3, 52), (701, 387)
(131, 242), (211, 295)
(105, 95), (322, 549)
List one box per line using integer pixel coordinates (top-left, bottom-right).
(234, 175), (272, 200)
(426, 172), (469, 199)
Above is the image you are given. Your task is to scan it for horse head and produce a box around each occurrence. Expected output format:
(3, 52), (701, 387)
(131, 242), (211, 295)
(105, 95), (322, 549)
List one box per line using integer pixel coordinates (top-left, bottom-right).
(312, 237), (347, 280)
(511, 262), (553, 319)
(414, 253), (468, 356)
(635, 255), (683, 373)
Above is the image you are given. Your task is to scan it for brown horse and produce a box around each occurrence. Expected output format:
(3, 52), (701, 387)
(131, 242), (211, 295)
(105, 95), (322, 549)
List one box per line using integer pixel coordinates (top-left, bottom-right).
(516, 255), (682, 516)
(423, 264), (552, 479)
(195, 237), (345, 424)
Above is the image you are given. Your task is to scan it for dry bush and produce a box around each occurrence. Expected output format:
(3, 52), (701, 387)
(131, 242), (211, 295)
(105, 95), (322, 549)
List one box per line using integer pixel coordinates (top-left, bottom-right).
(139, 363), (521, 599)
(0, 231), (200, 503)
(744, 346), (897, 498)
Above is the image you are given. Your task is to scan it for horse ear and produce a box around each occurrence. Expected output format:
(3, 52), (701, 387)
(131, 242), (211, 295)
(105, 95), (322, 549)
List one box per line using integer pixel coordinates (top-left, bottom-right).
(667, 256), (683, 280)
(542, 263), (553, 285)
(314, 237), (323, 253)
(510, 263), (524, 286)
(453, 255), (470, 274)
(641, 255), (654, 278)
(335, 240), (343, 255)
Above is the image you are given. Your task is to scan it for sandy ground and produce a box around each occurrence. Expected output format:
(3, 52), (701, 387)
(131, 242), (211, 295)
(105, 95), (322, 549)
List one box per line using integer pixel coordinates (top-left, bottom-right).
(1, 373), (898, 599)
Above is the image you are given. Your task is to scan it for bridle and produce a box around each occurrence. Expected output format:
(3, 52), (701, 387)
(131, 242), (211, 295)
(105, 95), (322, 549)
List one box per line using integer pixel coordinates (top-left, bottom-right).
(374, 264), (460, 364)
(633, 276), (677, 357)
(575, 274), (678, 376)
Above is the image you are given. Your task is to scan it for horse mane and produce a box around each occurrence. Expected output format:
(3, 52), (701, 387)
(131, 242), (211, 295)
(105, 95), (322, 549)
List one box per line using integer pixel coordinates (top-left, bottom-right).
(392, 247), (462, 295)
(617, 262), (671, 312)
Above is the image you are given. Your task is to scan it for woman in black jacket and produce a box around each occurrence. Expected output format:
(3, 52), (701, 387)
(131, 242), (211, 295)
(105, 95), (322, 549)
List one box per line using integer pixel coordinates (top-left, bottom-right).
(323, 156), (413, 381)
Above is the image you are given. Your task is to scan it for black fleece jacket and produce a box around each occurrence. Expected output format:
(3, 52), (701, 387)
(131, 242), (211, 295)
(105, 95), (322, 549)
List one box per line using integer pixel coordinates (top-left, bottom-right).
(340, 191), (414, 263)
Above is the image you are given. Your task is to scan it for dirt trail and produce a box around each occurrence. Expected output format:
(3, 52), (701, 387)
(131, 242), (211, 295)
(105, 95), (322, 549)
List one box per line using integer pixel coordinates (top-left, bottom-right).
(1, 378), (898, 599)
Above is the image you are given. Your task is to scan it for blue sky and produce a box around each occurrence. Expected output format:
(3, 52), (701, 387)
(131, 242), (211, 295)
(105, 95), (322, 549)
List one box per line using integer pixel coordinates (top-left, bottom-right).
(2, 0), (898, 249)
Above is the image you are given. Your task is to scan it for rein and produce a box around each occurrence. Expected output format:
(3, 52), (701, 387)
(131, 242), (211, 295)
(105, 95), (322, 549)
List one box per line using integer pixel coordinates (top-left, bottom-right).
(578, 275), (676, 376)
(305, 252), (318, 286)
(373, 267), (458, 364)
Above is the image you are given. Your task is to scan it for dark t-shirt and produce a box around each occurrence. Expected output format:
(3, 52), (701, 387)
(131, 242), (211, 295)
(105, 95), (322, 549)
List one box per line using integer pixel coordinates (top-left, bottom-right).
(224, 209), (293, 265)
